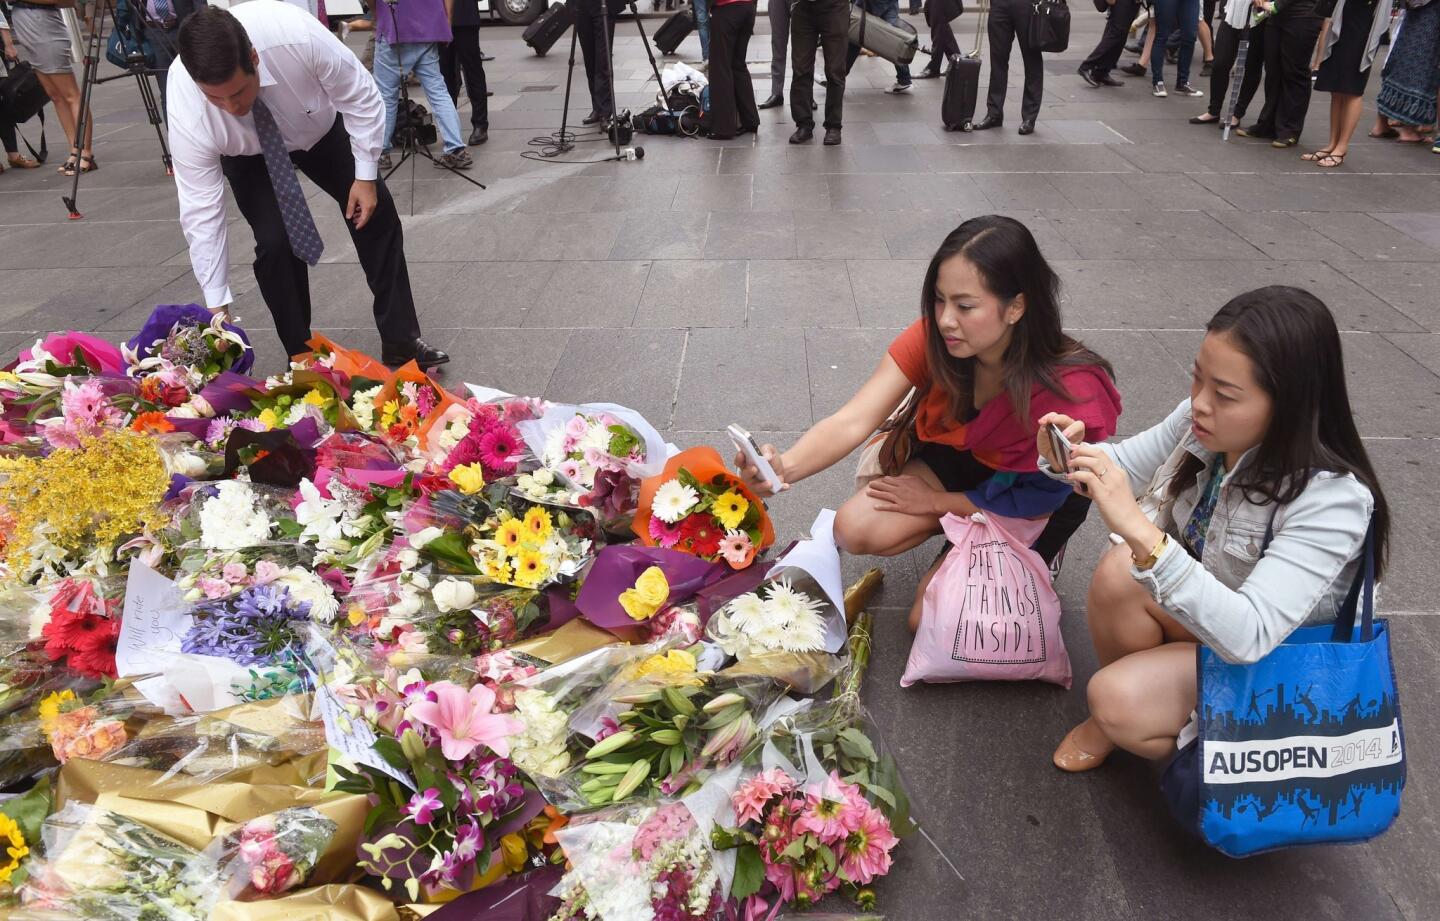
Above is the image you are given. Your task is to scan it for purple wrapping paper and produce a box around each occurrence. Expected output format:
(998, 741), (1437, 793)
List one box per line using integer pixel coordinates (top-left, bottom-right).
(424, 865), (564, 921)
(574, 545), (729, 629)
(126, 304), (255, 374)
(197, 370), (263, 415)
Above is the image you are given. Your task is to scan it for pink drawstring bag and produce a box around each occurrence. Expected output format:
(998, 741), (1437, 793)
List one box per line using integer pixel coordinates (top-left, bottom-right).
(901, 512), (1072, 689)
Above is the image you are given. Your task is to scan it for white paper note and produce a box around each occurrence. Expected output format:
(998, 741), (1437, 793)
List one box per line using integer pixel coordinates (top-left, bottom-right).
(313, 681), (416, 789)
(116, 562), (193, 678)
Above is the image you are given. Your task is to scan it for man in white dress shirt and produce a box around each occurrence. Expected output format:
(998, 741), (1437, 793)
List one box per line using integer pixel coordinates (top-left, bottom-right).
(168, 0), (449, 368)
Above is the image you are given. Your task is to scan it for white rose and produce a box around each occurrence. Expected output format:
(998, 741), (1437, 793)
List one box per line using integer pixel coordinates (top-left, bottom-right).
(396, 548), (420, 570)
(432, 579), (478, 614)
(532, 467), (555, 487)
(408, 527), (443, 549)
(168, 451), (209, 478)
(391, 593), (423, 619)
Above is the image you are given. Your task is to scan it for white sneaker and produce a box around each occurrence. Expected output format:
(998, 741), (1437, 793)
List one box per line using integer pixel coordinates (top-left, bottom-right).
(888, 82), (913, 94)
(1152, 81), (1168, 97)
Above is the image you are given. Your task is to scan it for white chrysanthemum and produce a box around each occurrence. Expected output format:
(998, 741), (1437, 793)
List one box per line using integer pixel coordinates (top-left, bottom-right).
(724, 592), (768, 630)
(765, 578), (825, 623)
(349, 385), (382, 431)
(198, 481), (273, 549)
(275, 566), (340, 623)
(652, 480), (699, 523)
(578, 422), (612, 455)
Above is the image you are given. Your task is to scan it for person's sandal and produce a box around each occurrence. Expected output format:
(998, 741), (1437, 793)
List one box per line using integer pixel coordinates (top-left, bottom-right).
(57, 150), (80, 175)
(78, 154), (98, 173)
(1315, 152), (1345, 168)
(1300, 148), (1334, 161)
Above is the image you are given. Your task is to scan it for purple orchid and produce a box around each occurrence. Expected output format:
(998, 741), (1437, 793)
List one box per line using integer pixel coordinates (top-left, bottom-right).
(403, 788), (443, 825)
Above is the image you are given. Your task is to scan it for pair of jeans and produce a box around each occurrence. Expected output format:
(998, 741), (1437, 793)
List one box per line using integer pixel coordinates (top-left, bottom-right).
(845, 0), (912, 83)
(373, 38), (466, 154)
(790, 0), (850, 129)
(694, 0), (712, 59)
(1150, 0), (1199, 86)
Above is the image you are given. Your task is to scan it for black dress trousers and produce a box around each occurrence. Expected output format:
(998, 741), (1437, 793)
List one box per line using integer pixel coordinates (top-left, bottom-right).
(708, 0), (762, 138)
(1261, 0), (1323, 139)
(576, 0), (620, 118)
(1081, 0), (1141, 78)
(985, 0), (1044, 123)
(220, 117), (420, 357)
(441, 26), (490, 128)
(789, 0), (851, 130)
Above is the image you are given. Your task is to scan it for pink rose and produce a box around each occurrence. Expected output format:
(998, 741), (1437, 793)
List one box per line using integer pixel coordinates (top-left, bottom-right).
(253, 560), (282, 584)
(222, 562), (249, 584)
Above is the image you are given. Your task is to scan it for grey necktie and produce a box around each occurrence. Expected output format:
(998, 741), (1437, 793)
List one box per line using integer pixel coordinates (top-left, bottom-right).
(250, 96), (324, 266)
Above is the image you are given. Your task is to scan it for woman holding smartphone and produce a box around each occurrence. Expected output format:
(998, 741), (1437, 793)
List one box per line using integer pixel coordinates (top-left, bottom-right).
(1038, 286), (1389, 773)
(732, 215), (1123, 629)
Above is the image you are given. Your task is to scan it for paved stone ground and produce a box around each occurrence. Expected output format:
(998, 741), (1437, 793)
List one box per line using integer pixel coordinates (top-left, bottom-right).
(3, 9), (1440, 918)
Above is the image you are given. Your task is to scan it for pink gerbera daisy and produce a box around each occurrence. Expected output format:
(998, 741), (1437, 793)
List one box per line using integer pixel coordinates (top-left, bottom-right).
(839, 803), (899, 885)
(718, 529), (753, 567)
(648, 516), (684, 548)
(477, 425), (521, 475)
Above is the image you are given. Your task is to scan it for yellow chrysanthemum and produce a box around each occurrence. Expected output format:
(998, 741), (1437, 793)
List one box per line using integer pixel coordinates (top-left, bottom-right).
(483, 558), (514, 583)
(511, 549), (550, 588)
(495, 519), (526, 556)
(37, 690), (78, 730)
(0, 813), (29, 885)
(632, 649), (703, 686)
(379, 400), (400, 428)
(448, 463), (486, 495)
(713, 490), (750, 531)
(522, 506), (554, 541)
(301, 389), (328, 406)
(256, 408), (280, 430)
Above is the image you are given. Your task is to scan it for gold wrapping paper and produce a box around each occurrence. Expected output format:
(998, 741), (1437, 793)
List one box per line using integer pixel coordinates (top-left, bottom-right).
(210, 885), (401, 921)
(719, 651), (845, 694)
(508, 618), (624, 664)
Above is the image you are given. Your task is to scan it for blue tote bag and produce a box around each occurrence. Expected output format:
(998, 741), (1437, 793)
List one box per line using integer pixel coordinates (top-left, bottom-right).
(1162, 520), (1406, 857)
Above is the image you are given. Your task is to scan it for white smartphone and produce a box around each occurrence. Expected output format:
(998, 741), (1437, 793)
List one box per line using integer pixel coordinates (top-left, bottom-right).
(727, 424), (782, 493)
(1047, 422), (1075, 473)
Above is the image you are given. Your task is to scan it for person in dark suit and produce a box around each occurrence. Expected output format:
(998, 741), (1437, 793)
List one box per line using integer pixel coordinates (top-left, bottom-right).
(972, 0), (1043, 134)
(1078, 0), (1141, 87)
(440, 0), (489, 145)
(915, 0), (961, 79)
(576, 0), (621, 124)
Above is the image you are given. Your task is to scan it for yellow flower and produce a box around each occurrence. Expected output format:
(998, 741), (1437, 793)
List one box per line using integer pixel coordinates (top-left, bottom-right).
(522, 506), (554, 541)
(483, 558), (514, 583)
(511, 549), (550, 588)
(256, 408), (280, 430)
(448, 463), (486, 495)
(495, 519), (526, 556)
(0, 813), (29, 885)
(618, 566), (670, 621)
(347, 604), (368, 627)
(713, 490), (750, 531)
(633, 649), (702, 685)
(301, 389), (328, 406)
(380, 399), (400, 428)
(37, 690), (78, 729)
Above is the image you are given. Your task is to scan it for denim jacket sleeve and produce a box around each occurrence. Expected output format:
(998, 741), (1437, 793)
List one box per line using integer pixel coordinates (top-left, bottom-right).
(1132, 472), (1375, 664)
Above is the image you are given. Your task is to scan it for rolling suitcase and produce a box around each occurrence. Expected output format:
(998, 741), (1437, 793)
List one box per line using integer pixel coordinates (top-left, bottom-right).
(847, 6), (919, 66)
(653, 8), (695, 55)
(940, 5), (985, 131)
(524, 1), (574, 57)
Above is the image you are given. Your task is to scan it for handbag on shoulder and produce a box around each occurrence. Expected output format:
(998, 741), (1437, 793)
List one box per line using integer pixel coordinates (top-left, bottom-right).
(1027, 0), (1071, 52)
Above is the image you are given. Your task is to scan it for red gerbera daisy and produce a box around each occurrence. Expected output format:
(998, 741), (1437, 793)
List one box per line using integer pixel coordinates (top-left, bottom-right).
(681, 515), (723, 558)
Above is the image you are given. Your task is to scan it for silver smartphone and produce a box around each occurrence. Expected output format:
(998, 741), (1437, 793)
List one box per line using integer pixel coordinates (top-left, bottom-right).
(1047, 422), (1074, 473)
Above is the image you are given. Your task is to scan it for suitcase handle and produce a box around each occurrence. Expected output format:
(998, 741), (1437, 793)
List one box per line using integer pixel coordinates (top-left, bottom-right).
(968, 1), (987, 58)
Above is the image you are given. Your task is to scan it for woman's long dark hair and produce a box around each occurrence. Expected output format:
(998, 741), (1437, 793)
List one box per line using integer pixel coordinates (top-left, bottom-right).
(920, 215), (1112, 428)
(1170, 286), (1390, 573)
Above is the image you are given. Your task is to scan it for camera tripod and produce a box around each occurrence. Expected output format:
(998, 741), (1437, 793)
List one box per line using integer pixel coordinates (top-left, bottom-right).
(380, 0), (485, 211)
(539, 0), (671, 162)
(63, 0), (173, 219)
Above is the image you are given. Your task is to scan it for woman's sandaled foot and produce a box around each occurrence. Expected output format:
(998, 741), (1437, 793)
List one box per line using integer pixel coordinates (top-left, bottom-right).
(1316, 152), (1345, 168)
(1052, 718), (1115, 773)
(57, 150), (80, 175)
(1300, 148), (1334, 161)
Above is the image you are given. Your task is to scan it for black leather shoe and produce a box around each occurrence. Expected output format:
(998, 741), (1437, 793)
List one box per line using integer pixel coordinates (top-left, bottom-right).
(789, 126), (814, 144)
(480, 52), (495, 62)
(582, 111), (602, 125)
(915, 66), (942, 79)
(823, 127), (842, 145)
(468, 126), (488, 145)
(1018, 119), (1035, 135)
(758, 94), (783, 109)
(1120, 62), (1146, 77)
(1095, 72), (1124, 87)
(971, 114), (1003, 130)
(1078, 66), (1100, 87)
(382, 337), (450, 370)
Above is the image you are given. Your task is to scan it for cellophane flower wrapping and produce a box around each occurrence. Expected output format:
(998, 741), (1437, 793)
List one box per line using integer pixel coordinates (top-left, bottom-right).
(202, 806), (339, 901)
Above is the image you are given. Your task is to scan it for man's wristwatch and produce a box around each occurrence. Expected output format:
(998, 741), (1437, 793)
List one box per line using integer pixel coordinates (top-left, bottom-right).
(1133, 533), (1169, 571)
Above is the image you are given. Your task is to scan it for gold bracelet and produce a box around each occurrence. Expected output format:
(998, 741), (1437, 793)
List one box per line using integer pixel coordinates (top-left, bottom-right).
(1133, 533), (1168, 571)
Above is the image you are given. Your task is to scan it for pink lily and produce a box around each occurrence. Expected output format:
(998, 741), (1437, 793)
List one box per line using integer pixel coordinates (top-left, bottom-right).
(406, 681), (522, 761)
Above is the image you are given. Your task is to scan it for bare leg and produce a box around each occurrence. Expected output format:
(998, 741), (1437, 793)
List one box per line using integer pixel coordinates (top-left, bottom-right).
(833, 458), (948, 558)
(35, 71), (93, 167)
(1198, 19), (1213, 63)
(1326, 93), (1362, 158)
(1088, 643), (1199, 759)
(1139, 25), (1155, 67)
(908, 551), (944, 633)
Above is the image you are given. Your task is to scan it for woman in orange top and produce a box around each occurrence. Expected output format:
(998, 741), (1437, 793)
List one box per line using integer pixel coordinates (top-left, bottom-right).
(734, 215), (1123, 627)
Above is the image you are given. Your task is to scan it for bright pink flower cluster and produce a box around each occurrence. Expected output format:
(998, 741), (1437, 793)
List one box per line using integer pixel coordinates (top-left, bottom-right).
(441, 399), (541, 481)
(43, 378), (127, 449)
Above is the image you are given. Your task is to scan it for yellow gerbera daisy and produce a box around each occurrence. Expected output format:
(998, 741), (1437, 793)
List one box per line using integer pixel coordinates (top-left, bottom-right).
(511, 549), (550, 588)
(301, 389), (328, 406)
(495, 519), (526, 556)
(713, 490), (750, 531)
(37, 690), (77, 729)
(0, 813), (29, 885)
(523, 506), (554, 541)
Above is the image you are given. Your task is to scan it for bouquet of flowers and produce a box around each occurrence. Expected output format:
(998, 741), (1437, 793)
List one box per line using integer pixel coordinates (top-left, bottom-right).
(424, 485), (601, 592)
(633, 448), (773, 570)
(0, 778), (49, 896)
(123, 304), (253, 383)
(1, 333), (127, 444)
(242, 371), (351, 433)
(432, 394), (547, 481)
(205, 806), (338, 900)
(331, 673), (542, 900)
(35, 578), (122, 680)
(173, 480), (295, 552)
(549, 802), (724, 921)
(0, 429), (170, 584)
(706, 577), (828, 660)
(369, 363), (460, 446)
(520, 406), (657, 525)
(181, 583), (314, 671)
(36, 688), (129, 763)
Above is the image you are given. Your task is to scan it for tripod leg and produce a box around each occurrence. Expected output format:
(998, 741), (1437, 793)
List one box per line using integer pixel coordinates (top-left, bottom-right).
(557, 20), (581, 149)
(597, 0), (622, 155)
(627, 1), (674, 116)
(63, 1), (107, 218)
(134, 69), (174, 175)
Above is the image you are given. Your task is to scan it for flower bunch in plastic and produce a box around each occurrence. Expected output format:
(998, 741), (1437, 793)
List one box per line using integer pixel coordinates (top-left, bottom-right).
(535, 410), (646, 522)
(182, 583), (312, 668)
(211, 806), (338, 899)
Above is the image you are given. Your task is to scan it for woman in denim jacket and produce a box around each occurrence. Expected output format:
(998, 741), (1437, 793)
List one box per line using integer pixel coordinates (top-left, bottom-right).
(1038, 286), (1391, 772)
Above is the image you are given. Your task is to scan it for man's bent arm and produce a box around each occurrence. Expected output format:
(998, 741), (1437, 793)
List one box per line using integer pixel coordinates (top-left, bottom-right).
(171, 125), (234, 309)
